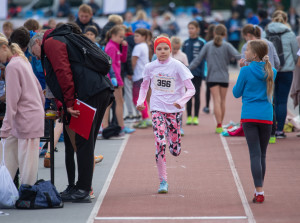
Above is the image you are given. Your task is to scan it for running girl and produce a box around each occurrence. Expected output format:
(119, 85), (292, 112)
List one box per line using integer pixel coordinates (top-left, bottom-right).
(233, 40), (277, 203)
(103, 25), (135, 134)
(136, 36), (195, 193)
(189, 24), (240, 133)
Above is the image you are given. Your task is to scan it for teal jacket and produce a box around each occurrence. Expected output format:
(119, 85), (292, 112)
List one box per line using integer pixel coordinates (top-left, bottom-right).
(233, 61), (277, 121)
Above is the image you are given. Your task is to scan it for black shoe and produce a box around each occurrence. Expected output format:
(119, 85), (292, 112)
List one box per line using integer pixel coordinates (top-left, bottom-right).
(61, 189), (91, 203)
(275, 132), (287, 139)
(203, 107), (210, 114)
(60, 185), (76, 196)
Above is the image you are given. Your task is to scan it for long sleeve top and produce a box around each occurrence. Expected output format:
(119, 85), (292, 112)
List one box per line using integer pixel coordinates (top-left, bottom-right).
(0, 57), (45, 139)
(189, 40), (241, 83)
(137, 57), (195, 113)
(105, 39), (128, 78)
(233, 61), (277, 123)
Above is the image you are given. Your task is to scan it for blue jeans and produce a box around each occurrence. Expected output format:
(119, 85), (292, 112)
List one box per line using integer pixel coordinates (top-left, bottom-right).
(274, 71), (293, 132)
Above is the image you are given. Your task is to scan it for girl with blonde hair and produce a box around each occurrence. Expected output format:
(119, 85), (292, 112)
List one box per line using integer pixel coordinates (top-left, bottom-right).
(0, 37), (45, 186)
(233, 40), (277, 203)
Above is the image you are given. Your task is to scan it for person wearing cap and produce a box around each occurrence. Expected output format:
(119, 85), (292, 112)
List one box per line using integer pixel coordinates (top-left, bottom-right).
(136, 36), (195, 194)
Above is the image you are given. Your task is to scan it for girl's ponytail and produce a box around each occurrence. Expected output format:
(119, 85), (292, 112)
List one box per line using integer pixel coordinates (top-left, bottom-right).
(263, 55), (274, 101)
(105, 29), (112, 43)
(248, 40), (274, 101)
(214, 35), (222, 47)
(10, 42), (28, 62)
(213, 24), (227, 47)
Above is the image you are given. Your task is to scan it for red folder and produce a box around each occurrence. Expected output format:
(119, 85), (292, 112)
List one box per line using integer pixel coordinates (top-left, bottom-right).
(69, 99), (97, 140)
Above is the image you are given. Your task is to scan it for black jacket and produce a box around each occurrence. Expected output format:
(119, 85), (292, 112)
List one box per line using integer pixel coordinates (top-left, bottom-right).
(75, 18), (101, 36)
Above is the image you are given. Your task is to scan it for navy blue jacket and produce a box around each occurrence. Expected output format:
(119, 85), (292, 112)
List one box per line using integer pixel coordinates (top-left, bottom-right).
(182, 37), (206, 78)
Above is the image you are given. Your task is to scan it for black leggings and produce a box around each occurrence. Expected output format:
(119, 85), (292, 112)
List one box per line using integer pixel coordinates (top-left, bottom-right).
(187, 76), (202, 117)
(242, 122), (272, 187)
(205, 81), (210, 108)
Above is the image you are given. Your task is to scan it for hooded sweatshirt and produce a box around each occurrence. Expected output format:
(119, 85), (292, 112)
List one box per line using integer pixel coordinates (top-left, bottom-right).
(233, 61), (277, 122)
(264, 22), (298, 72)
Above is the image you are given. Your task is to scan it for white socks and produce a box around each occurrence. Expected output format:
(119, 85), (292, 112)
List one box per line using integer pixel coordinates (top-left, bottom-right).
(254, 189), (264, 196)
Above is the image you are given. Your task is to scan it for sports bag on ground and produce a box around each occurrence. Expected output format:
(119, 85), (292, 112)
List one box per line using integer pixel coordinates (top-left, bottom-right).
(102, 124), (121, 139)
(15, 179), (63, 209)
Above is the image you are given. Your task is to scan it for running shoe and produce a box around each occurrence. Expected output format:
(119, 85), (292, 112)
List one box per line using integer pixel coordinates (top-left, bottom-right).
(158, 180), (168, 194)
(95, 155), (104, 163)
(275, 131), (286, 139)
(146, 119), (152, 127)
(186, 116), (192, 125)
(180, 128), (184, 136)
(122, 126), (136, 134)
(60, 185), (76, 196)
(203, 107), (210, 114)
(252, 194), (264, 203)
(134, 120), (148, 129)
(192, 117), (199, 125)
(44, 152), (51, 168)
(216, 127), (223, 134)
(269, 136), (276, 144)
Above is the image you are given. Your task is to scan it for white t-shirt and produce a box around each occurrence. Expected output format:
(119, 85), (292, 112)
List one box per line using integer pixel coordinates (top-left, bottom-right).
(132, 42), (149, 82)
(143, 57), (193, 113)
(297, 49), (300, 56)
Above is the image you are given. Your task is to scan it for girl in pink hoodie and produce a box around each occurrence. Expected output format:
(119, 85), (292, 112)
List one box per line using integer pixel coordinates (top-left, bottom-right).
(103, 25), (135, 134)
(0, 37), (45, 186)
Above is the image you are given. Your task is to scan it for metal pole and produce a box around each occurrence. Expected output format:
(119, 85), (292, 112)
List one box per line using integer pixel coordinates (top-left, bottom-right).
(50, 119), (55, 185)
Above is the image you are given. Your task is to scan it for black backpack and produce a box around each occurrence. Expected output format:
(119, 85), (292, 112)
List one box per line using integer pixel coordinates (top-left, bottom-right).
(265, 29), (288, 68)
(46, 24), (112, 75)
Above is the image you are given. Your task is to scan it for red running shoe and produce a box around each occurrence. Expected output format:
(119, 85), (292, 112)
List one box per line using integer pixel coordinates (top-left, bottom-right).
(253, 194), (264, 203)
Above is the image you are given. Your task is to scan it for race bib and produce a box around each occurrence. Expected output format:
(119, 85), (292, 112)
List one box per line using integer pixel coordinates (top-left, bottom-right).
(153, 74), (175, 93)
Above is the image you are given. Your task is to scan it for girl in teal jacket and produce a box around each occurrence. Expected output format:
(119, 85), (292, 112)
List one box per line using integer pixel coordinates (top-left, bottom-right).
(233, 40), (277, 204)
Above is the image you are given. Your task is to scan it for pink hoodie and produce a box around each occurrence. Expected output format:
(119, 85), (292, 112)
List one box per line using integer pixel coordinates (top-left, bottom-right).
(0, 56), (45, 139)
(105, 39), (127, 85)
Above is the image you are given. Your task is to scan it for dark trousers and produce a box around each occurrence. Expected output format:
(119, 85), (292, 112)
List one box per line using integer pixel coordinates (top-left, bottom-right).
(205, 80), (210, 108)
(274, 71), (293, 132)
(187, 76), (202, 117)
(64, 89), (111, 191)
(242, 122), (272, 187)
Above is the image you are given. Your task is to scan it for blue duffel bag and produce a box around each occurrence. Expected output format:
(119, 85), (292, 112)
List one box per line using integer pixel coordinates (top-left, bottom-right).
(15, 179), (63, 209)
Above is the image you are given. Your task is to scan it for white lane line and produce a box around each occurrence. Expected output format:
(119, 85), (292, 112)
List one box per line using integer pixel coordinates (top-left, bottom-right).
(86, 135), (130, 223)
(94, 216), (247, 220)
(219, 135), (256, 223)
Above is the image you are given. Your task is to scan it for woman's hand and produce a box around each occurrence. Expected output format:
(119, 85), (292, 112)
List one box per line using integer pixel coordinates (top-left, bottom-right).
(67, 107), (80, 118)
(137, 105), (145, 111)
(173, 103), (181, 109)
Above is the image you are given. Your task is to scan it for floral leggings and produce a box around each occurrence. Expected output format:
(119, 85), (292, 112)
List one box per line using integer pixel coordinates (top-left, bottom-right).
(152, 111), (182, 183)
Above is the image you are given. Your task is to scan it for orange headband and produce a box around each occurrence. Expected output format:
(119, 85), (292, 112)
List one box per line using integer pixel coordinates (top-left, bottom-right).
(154, 37), (172, 52)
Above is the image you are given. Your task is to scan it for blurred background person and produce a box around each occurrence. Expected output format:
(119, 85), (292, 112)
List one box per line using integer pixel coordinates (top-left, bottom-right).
(57, 0), (71, 18)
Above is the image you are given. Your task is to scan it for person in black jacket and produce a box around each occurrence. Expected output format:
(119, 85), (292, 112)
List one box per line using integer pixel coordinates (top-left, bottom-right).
(75, 4), (101, 37)
(29, 23), (113, 203)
